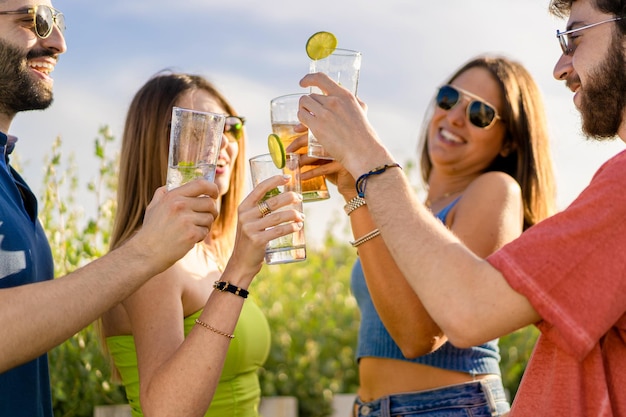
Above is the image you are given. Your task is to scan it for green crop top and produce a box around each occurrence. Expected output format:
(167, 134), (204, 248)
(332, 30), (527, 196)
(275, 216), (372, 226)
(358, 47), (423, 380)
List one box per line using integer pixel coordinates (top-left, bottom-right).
(106, 300), (270, 417)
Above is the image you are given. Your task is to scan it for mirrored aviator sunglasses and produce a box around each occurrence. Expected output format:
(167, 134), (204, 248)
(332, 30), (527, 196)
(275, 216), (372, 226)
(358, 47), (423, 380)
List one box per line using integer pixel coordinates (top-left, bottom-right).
(223, 115), (246, 142)
(0, 4), (65, 39)
(435, 85), (500, 129)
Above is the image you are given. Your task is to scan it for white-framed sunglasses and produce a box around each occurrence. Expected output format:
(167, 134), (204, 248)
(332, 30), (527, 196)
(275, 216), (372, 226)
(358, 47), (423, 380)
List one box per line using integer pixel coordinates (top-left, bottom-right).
(435, 85), (502, 129)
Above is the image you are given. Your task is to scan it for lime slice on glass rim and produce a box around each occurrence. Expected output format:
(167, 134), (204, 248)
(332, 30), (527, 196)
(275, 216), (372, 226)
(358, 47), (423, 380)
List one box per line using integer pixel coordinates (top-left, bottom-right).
(306, 31), (337, 60)
(267, 133), (286, 169)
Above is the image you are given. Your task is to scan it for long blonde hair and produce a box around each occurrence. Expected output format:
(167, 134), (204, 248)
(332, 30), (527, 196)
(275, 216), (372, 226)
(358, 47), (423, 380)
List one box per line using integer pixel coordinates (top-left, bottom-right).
(110, 71), (246, 264)
(418, 55), (556, 229)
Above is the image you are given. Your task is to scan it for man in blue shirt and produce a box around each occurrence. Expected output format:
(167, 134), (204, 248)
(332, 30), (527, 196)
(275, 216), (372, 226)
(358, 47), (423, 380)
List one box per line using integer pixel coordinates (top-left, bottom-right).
(0, 2), (219, 416)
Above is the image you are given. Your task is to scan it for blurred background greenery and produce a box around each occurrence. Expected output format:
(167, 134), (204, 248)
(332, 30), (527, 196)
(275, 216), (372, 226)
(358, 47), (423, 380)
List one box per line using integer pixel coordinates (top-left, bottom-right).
(23, 129), (537, 417)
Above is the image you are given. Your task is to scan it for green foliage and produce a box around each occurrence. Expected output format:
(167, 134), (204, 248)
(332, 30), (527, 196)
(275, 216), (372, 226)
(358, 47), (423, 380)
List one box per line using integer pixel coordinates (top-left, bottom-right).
(37, 128), (126, 417)
(253, 232), (360, 417)
(35, 130), (535, 416)
(499, 326), (539, 399)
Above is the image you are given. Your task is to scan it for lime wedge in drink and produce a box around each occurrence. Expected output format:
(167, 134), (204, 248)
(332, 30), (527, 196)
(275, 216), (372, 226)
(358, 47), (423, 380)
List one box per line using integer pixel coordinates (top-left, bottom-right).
(178, 161), (199, 184)
(262, 187), (281, 201)
(268, 133), (286, 169)
(306, 31), (337, 60)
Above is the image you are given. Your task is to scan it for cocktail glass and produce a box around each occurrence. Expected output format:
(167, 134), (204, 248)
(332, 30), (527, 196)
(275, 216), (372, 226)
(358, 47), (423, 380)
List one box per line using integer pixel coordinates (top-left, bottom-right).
(249, 153), (306, 265)
(166, 107), (225, 190)
(270, 93), (330, 202)
(308, 48), (362, 160)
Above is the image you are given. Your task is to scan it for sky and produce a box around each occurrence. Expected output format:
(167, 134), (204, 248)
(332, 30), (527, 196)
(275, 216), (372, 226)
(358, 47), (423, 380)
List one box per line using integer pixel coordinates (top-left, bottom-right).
(10, 0), (626, 247)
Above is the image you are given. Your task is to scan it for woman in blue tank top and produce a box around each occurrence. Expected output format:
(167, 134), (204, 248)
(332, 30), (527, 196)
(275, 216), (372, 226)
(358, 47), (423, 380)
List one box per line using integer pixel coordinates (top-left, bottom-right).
(320, 56), (557, 416)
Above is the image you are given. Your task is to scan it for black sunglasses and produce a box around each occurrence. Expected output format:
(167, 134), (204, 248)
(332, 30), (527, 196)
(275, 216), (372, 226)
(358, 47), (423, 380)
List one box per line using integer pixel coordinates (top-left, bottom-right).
(223, 115), (246, 142)
(435, 85), (501, 129)
(0, 5), (65, 39)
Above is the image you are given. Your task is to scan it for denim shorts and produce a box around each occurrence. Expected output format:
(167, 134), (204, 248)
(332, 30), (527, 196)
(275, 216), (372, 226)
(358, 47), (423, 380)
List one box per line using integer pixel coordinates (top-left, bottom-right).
(352, 377), (511, 417)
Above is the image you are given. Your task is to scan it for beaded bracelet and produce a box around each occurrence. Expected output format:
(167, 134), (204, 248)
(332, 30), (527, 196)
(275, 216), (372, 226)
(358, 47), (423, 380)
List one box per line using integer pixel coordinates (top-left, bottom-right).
(213, 280), (249, 299)
(355, 163), (402, 198)
(350, 228), (381, 247)
(195, 319), (235, 339)
(344, 196), (367, 216)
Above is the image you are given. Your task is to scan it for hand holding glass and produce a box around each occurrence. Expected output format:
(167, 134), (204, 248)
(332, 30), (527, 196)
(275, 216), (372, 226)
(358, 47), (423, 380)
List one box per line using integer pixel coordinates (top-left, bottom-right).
(308, 48), (362, 160)
(166, 107), (225, 190)
(270, 93), (330, 202)
(249, 153), (306, 265)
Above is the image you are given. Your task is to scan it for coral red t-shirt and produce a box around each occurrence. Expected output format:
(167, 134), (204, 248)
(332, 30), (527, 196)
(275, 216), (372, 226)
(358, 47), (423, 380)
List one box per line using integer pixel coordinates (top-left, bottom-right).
(488, 150), (626, 417)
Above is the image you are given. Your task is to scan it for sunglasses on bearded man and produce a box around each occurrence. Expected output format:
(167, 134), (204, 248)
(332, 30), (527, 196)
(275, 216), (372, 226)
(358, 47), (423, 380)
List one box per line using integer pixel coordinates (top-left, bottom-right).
(0, 4), (65, 39)
(435, 85), (502, 129)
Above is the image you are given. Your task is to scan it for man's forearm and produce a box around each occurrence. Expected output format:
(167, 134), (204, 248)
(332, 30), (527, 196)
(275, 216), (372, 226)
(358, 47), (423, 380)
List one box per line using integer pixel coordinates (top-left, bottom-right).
(0, 241), (160, 372)
(356, 169), (536, 347)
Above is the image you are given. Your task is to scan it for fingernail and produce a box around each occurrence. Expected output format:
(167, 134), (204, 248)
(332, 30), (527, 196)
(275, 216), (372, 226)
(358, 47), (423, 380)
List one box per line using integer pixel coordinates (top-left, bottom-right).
(296, 222), (304, 229)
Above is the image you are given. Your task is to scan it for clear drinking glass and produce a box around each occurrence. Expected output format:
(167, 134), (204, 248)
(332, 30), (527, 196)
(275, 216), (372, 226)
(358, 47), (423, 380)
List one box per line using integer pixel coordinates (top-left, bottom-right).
(249, 153), (306, 265)
(270, 93), (330, 202)
(308, 48), (362, 160)
(166, 107), (225, 190)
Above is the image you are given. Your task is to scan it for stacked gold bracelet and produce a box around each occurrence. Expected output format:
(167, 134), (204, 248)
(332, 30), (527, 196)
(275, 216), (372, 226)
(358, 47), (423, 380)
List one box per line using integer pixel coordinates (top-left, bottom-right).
(344, 196), (367, 216)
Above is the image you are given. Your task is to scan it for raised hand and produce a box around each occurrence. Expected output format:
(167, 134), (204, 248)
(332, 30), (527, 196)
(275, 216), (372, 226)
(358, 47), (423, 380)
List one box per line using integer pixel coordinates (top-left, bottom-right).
(227, 174), (305, 280)
(298, 73), (394, 177)
(131, 179), (219, 271)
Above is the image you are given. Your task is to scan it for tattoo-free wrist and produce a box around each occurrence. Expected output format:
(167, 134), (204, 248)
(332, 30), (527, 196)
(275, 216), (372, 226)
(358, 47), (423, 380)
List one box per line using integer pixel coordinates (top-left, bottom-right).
(344, 196), (367, 216)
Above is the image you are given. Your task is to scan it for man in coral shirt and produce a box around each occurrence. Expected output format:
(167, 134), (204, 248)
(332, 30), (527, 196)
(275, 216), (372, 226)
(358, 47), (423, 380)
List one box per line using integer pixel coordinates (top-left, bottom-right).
(296, 0), (626, 415)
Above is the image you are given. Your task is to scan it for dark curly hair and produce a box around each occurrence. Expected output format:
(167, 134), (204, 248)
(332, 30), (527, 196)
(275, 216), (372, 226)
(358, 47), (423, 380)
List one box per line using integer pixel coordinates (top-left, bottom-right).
(550, 0), (626, 30)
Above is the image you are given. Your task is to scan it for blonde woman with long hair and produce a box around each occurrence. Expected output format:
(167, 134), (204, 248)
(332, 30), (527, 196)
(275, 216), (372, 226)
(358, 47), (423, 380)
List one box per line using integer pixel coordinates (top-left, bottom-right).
(101, 72), (303, 417)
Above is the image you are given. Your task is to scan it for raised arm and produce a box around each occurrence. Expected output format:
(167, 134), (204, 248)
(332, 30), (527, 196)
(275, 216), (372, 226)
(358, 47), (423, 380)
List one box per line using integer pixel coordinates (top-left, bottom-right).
(352, 172), (523, 356)
(348, 201), (446, 357)
(298, 73), (540, 347)
(289, 124), (450, 356)
(0, 180), (218, 373)
(124, 175), (304, 417)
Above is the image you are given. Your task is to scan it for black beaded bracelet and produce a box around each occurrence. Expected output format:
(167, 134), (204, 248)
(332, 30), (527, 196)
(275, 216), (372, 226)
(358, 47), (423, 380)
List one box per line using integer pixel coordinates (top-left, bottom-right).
(213, 280), (249, 299)
(355, 163), (402, 198)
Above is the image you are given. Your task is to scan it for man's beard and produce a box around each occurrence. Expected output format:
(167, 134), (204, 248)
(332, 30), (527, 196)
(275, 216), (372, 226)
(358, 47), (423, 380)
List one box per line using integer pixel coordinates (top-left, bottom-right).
(578, 32), (626, 139)
(0, 39), (54, 116)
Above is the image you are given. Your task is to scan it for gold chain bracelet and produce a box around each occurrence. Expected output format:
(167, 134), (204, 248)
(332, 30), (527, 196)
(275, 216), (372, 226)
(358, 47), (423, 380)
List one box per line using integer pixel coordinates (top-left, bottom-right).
(195, 319), (235, 339)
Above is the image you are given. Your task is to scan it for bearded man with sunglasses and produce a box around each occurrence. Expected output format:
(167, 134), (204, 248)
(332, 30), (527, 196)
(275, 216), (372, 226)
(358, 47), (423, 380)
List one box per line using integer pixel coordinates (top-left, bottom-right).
(0, 2), (220, 416)
(297, 0), (626, 415)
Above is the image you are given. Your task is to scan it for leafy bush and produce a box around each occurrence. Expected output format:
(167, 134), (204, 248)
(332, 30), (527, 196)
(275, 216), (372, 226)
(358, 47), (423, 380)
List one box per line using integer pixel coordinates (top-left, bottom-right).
(37, 129), (127, 417)
(253, 232), (360, 417)
(499, 326), (539, 399)
(33, 129), (536, 416)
